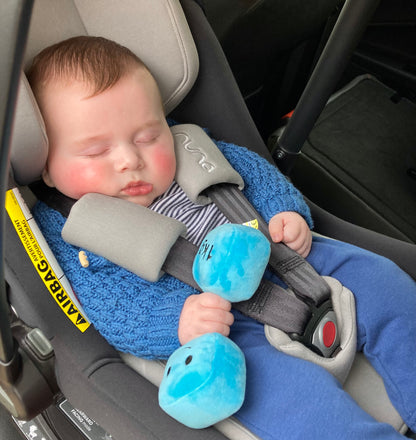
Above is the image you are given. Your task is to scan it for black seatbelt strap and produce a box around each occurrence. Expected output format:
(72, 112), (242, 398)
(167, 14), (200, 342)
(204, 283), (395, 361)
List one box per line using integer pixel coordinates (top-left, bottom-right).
(30, 180), (76, 217)
(205, 184), (341, 357)
(162, 236), (312, 335)
(205, 184), (331, 306)
(162, 236), (200, 290)
(234, 279), (311, 334)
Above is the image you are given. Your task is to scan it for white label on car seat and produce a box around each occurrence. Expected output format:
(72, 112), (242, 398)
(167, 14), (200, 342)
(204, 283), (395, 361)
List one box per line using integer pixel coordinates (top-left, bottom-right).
(5, 188), (90, 332)
(59, 399), (113, 440)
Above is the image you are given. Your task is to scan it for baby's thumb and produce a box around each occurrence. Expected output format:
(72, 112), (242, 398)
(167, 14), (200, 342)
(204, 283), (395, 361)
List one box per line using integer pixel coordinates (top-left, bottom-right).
(269, 215), (284, 243)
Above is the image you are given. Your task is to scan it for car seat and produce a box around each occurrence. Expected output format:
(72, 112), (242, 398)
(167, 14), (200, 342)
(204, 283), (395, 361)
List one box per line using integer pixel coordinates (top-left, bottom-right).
(3, 0), (416, 439)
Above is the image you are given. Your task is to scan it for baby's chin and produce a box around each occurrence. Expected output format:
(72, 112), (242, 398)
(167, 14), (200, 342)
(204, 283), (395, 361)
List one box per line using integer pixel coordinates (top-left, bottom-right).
(118, 193), (157, 207)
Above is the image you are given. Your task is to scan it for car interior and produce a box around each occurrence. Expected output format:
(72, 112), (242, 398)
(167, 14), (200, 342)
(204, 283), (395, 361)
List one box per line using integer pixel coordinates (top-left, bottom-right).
(203, 0), (416, 243)
(1, 1), (416, 439)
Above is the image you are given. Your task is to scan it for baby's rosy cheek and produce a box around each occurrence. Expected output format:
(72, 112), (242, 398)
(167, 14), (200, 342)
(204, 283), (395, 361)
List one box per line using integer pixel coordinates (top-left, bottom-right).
(154, 149), (176, 174)
(66, 166), (104, 197)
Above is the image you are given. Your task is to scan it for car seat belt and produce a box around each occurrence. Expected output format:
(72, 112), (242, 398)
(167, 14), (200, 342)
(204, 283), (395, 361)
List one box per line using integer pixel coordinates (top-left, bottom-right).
(64, 190), (348, 362)
(204, 183), (340, 356)
(160, 187), (338, 356)
(205, 183), (331, 306)
(163, 235), (312, 335)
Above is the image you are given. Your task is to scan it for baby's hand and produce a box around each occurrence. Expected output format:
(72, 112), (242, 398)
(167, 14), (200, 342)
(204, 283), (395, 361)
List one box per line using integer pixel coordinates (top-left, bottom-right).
(178, 292), (234, 345)
(269, 211), (312, 258)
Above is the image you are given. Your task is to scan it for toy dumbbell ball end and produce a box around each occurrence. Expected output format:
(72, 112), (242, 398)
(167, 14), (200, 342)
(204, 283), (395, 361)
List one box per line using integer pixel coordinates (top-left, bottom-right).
(192, 223), (271, 302)
(158, 333), (246, 429)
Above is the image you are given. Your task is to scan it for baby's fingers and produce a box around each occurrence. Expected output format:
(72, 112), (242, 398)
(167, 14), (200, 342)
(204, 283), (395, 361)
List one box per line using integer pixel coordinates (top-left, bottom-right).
(284, 224), (312, 257)
(199, 292), (232, 311)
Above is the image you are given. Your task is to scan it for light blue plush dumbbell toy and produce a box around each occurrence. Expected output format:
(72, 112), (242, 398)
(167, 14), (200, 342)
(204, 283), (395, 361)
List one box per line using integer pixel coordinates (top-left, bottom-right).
(158, 224), (271, 428)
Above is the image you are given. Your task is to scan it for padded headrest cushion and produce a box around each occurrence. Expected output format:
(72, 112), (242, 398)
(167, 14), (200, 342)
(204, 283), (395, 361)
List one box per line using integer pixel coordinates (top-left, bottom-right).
(11, 0), (199, 185)
(11, 75), (48, 185)
(24, 0), (199, 114)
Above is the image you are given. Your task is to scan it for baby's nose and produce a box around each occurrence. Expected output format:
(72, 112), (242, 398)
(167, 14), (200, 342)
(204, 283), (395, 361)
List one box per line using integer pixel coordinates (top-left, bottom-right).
(116, 144), (144, 172)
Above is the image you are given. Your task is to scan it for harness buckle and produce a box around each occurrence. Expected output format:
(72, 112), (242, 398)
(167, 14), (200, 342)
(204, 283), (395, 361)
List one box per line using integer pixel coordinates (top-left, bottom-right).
(290, 299), (340, 358)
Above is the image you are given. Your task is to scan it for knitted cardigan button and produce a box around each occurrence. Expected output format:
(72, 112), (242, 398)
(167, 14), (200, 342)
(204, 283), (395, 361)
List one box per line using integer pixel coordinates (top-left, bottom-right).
(78, 250), (89, 268)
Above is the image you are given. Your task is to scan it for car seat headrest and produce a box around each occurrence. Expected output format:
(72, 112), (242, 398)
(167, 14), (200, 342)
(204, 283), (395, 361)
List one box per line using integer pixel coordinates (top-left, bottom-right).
(11, 0), (199, 185)
(11, 75), (48, 185)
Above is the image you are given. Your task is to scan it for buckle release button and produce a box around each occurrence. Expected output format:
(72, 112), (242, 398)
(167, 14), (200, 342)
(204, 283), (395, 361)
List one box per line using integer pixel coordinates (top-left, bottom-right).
(311, 309), (340, 357)
(323, 321), (337, 348)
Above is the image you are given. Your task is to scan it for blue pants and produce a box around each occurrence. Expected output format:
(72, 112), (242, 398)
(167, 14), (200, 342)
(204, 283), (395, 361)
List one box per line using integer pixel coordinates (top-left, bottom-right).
(230, 236), (416, 439)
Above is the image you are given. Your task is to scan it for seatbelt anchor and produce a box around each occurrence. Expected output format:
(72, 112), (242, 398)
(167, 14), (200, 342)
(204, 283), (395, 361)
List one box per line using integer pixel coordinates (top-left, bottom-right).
(289, 299), (340, 358)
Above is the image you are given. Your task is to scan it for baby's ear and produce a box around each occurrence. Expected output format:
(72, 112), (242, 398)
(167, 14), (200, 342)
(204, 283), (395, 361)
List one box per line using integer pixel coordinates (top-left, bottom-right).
(42, 167), (55, 188)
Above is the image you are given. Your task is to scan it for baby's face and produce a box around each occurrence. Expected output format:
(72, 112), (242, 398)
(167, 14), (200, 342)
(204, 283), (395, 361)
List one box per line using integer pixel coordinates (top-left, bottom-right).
(39, 67), (176, 206)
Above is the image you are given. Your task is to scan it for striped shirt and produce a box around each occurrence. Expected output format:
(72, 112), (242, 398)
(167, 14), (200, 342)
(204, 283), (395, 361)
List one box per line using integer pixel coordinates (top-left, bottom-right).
(149, 181), (229, 246)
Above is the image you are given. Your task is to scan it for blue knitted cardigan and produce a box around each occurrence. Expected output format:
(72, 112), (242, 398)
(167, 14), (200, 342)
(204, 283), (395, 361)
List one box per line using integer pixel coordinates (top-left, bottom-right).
(32, 139), (312, 359)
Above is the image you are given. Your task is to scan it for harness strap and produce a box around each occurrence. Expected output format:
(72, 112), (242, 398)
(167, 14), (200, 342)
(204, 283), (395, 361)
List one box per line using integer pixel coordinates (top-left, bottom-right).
(233, 280), (311, 334)
(162, 236), (200, 290)
(206, 184), (331, 306)
(62, 193), (187, 282)
(172, 124), (244, 205)
(162, 236), (312, 335)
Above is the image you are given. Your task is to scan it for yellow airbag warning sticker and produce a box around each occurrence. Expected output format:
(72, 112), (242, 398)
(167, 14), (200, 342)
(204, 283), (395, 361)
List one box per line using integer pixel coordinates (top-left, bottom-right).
(243, 219), (259, 229)
(5, 189), (90, 332)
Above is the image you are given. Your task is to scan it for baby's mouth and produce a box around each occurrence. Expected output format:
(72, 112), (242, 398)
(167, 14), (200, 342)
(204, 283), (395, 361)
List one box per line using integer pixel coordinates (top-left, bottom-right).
(122, 181), (153, 196)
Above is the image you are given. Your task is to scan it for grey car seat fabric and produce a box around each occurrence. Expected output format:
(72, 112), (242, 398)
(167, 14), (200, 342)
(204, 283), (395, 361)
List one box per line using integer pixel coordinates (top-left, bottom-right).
(6, 0), (410, 438)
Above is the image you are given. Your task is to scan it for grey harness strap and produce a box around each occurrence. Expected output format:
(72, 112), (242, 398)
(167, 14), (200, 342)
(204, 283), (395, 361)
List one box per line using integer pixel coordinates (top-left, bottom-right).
(62, 193), (187, 282)
(162, 236), (312, 335)
(206, 184), (331, 307)
(172, 124), (244, 205)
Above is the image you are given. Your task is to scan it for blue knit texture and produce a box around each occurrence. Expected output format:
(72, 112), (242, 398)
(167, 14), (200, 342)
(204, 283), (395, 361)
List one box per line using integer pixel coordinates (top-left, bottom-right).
(32, 204), (194, 359)
(32, 139), (312, 359)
